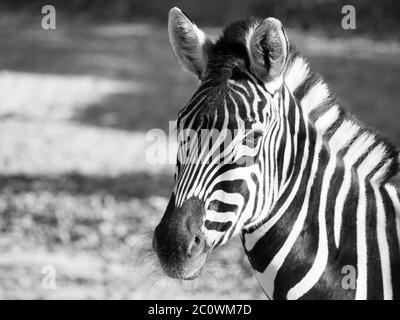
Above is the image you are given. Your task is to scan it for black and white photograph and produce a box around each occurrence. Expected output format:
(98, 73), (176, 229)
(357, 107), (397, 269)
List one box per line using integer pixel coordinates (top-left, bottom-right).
(0, 0), (400, 303)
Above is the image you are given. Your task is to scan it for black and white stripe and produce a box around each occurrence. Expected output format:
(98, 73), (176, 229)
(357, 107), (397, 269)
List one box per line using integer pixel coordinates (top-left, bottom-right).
(166, 12), (400, 299)
(240, 52), (400, 300)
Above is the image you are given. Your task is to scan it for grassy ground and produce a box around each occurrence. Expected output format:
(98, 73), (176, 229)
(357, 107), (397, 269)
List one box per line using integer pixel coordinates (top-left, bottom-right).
(0, 15), (399, 299)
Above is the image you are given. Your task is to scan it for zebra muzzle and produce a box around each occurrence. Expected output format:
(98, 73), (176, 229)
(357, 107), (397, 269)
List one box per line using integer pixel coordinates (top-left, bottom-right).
(153, 197), (209, 280)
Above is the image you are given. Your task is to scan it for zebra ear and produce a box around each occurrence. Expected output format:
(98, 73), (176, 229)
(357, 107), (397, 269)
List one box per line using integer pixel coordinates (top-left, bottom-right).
(168, 7), (213, 79)
(248, 18), (288, 92)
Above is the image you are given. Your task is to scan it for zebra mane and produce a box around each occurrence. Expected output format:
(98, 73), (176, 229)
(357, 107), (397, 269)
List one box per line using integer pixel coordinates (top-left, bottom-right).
(203, 19), (398, 185)
(284, 47), (399, 184)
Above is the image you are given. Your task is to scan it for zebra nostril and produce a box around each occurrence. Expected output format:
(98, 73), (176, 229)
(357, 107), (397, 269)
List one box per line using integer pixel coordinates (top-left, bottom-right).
(187, 234), (204, 258)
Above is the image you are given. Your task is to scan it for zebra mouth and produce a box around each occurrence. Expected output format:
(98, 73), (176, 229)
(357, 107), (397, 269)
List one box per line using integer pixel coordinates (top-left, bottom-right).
(160, 249), (208, 280)
(152, 197), (210, 281)
(181, 267), (203, 280)
(153, 236), (210, 280)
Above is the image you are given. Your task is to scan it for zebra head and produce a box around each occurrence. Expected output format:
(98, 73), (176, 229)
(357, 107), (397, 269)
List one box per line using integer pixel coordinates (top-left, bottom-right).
(153, 8), (289, 280)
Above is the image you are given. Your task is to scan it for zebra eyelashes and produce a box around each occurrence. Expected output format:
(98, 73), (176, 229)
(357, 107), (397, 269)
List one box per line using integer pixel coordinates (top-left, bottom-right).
(242, 120), (264, 147)
(243, 130), (264, 148)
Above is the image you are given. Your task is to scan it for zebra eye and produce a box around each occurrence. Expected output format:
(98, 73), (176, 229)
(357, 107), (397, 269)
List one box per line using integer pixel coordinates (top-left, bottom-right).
(243, 130), (263, 147)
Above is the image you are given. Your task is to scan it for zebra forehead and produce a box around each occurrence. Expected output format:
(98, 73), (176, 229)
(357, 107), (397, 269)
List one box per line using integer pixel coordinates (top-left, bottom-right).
(178, 104), (238, 131)
(179, 83), (262, 131)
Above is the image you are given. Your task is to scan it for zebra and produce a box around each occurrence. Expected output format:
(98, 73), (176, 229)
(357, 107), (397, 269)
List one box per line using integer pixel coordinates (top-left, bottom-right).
(152, 7), (400, 299)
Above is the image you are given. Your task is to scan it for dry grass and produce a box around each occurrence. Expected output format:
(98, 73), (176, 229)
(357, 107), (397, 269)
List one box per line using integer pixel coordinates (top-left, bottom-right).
(0, 16), (399, 299)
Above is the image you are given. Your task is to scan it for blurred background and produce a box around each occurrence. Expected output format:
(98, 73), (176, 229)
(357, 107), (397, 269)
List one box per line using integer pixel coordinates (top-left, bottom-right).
(0, 0), (399, 299)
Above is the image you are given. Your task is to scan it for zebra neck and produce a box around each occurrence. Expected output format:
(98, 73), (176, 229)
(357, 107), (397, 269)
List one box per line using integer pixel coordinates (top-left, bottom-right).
(240, 52), (400, 300)
(283, 51), (398, 186)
